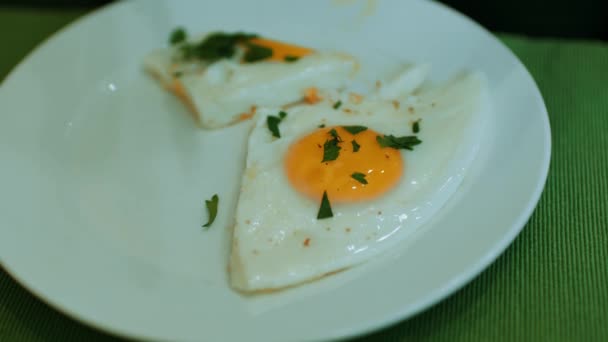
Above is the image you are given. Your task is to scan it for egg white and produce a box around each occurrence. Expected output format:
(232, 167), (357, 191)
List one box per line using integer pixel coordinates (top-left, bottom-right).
(229, 70), (487, 292)
(144, 39), (358, 129)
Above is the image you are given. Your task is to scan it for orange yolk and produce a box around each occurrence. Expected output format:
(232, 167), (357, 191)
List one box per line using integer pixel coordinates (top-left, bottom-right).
(249, 37), (313, 61)
(285, 126), (404, 203)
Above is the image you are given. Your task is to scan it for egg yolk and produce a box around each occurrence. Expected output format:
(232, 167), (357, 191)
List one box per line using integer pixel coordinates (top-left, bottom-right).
(249, 38), (313, 61)
(285, 126), (403, 203)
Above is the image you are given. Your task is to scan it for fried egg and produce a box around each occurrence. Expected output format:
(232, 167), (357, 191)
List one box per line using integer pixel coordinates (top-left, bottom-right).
(229, 68), (487, 292)
(144, 32), (358, 128)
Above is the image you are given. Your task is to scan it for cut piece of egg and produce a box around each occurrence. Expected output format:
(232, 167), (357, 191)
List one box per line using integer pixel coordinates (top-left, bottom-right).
(143, 33), (359, 128)
(229, 67), (487, 292)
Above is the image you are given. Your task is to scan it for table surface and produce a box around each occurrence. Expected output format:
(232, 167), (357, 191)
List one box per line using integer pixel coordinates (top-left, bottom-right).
(1, 5), (607, 342)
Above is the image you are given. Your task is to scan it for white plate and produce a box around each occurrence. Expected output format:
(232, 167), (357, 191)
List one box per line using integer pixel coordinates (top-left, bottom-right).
(0, 0), (550, 341)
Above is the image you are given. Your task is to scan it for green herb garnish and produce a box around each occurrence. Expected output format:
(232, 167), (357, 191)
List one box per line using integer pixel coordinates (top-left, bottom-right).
(376, 134), (422, 150)
(322, 129), (342, 162)
(173, 31), (275, 63)
(169, 27), (187, 45)
(351, 140), (360, 152)
(322, 139), (341, 162)
(328, 128), (341, 141)
(317, 191), (333, 219)
(243, 43), (273, 62)
(267, 116), (281, 138)
(267, 111), (287, 138)
(202, 194), (219, 228)
(318, 124), (326, 128)
(179, 44), (197, 59)
(284, 55), (300, 62)
(333, 101), (342, 110)
(189, 33), (239, 60)
(178, 31), (258, 62)
(412, 120), (421, 133)
(351, 172), (368, 185)
(342, 125), (367, 135)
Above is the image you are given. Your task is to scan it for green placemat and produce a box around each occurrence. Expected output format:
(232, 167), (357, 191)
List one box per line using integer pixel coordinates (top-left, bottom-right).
(1, 7), (607, 342)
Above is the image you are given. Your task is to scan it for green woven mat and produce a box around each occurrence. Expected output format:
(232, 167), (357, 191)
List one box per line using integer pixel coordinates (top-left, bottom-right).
(1, 7), (607, 342)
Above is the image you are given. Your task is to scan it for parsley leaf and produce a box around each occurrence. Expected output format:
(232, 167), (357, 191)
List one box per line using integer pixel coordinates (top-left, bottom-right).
(318, 124), (326, 128)
(351, 172), (368, 184)
(169, 27), (187, 45)
(322, 139), (341, 162)
(322, 129), (343, 162)
(351, 139), (360, 152)
(243, 43), (273, 63)
(202, 194), (219, 228)
(328, 128), (342, 141)
(267, 111), (287, 138)
(413, 120), (421, 133)
(180, 31), (258, 62)
(284, 55), (300, 62)
(333, 100), (342, 110)
(376, 134), (422, 150)
(342, 125), (367, 135)
(317, 191), (333, 219)
(190, 33), (239, 61)
(267, 116), (281, 138)
(179, 44), (197, 59)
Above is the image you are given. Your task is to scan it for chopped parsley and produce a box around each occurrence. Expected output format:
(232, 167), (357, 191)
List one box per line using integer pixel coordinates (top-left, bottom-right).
(317, 191), (333, 219)
(318, 124), (326, 128)
(178, 44), (197, 60)
(328, 128), (341, 141)
(376, 134), (422, 150)
(351, 140), (360, 152)
(412, 120), (421, 133)
(284, 55), (300, 62)
(267, 116), (281, 137)
(266, 111), (287, 138)
(333, 100), (342, 110)
(351, 172), (368, 184)
(342, 125), (367, 135)
(243, 43), (273, 62)
(169, 27), (187, 45)
(188, 32), (242, 61)
(175, 31), (259, 62)
(322, 129), (342, 162)
(322, 139), (341, 162)
(202, 194), (219, 228)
